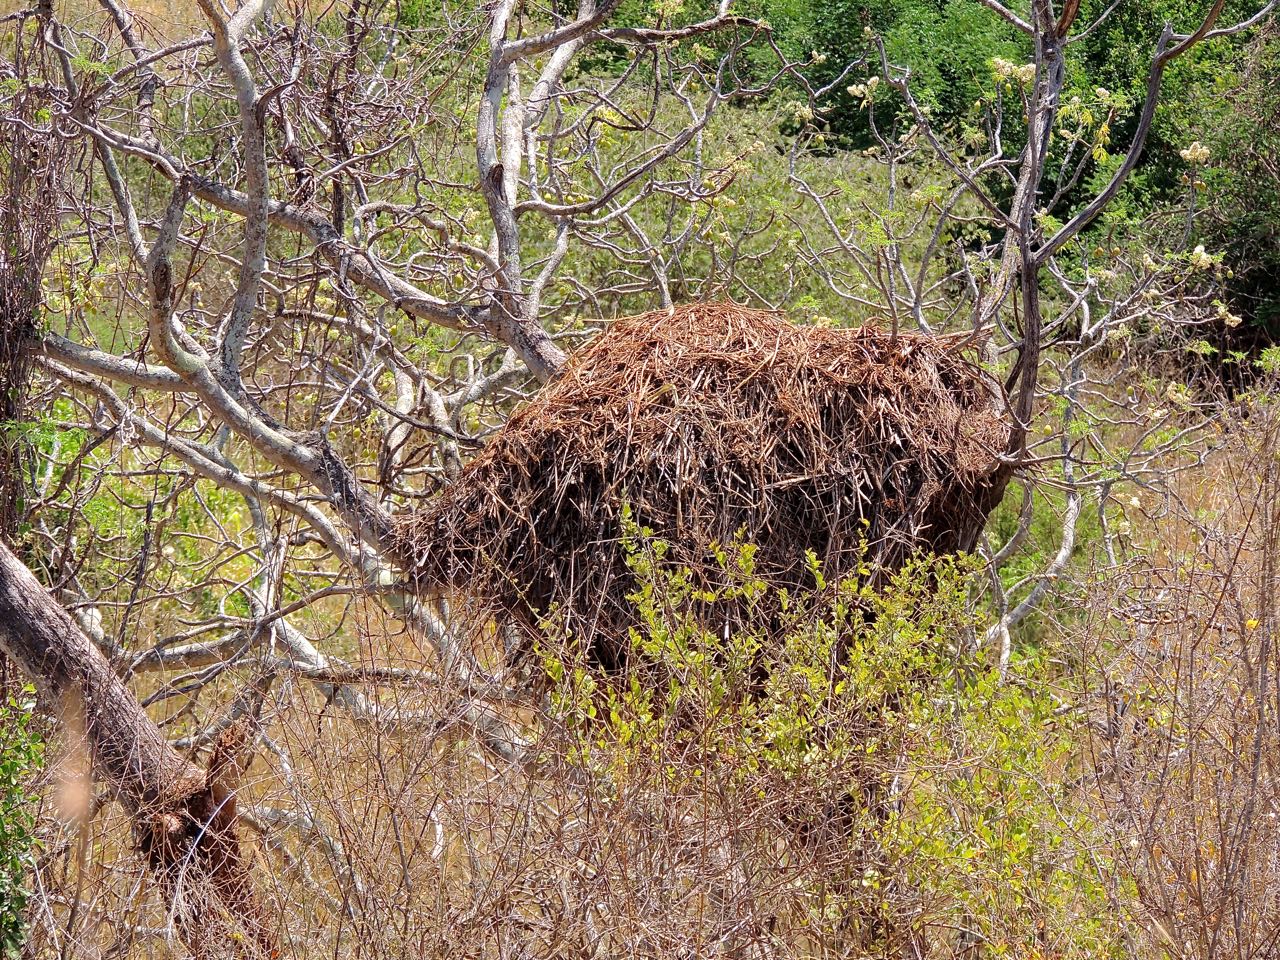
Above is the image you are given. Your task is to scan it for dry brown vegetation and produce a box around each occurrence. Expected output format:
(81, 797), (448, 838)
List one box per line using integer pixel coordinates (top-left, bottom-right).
(2, 0), (1276, 957)
(400, 302), (1011, 668)
(1077, 398), (1280, 959)
(14, 393), (1279, 959)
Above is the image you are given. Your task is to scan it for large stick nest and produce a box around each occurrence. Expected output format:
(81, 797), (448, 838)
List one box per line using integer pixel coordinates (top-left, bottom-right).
(398, 303), (1010, 666)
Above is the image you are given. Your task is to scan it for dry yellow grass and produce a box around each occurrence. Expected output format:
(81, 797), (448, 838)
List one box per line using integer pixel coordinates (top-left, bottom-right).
(0, 1), (201, 33)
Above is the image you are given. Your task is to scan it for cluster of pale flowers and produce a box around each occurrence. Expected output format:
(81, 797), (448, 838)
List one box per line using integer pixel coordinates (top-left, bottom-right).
(990, 57), (1037, 85)
(845, 74), (880, 103)
(1180, 140), (1211, 164)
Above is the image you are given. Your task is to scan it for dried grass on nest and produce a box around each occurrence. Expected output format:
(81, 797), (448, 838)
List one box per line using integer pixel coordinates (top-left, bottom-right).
(397, 302), (1011, 666)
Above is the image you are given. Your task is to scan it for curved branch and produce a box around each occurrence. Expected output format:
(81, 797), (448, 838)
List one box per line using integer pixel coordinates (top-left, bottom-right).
(1039, 0), (1231, 260)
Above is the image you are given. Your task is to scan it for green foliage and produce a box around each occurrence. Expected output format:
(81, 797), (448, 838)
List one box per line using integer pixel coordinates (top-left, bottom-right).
(789, 0), (1255, 234)
(540, 529), (1122, 953)
(1064, 1), (1242, 207)
(0, 684), (42, 957)
(791, 0), (1023, 150)
(988, 482), (1101, 644)
(1256, 345), (1280, 376)
(1194, 24), (1280, 335)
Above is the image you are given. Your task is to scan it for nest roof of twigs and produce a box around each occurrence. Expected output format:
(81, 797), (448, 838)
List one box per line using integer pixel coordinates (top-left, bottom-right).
(398, 302), (1010, 665)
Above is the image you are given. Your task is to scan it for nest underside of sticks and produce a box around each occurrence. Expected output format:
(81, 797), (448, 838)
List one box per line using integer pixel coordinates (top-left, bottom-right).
(398, 302), (1011, 667)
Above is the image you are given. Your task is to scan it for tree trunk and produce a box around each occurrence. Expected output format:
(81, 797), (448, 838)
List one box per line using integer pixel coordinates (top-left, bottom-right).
(0, 540), (274, 958)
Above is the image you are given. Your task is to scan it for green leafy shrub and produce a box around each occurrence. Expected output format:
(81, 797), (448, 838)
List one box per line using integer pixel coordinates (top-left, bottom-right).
(787, 0), (1253, 236)
(0, 682), (42, 957)
(537, 530), (1127, 954)
(1195, 22), (1280, 336)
